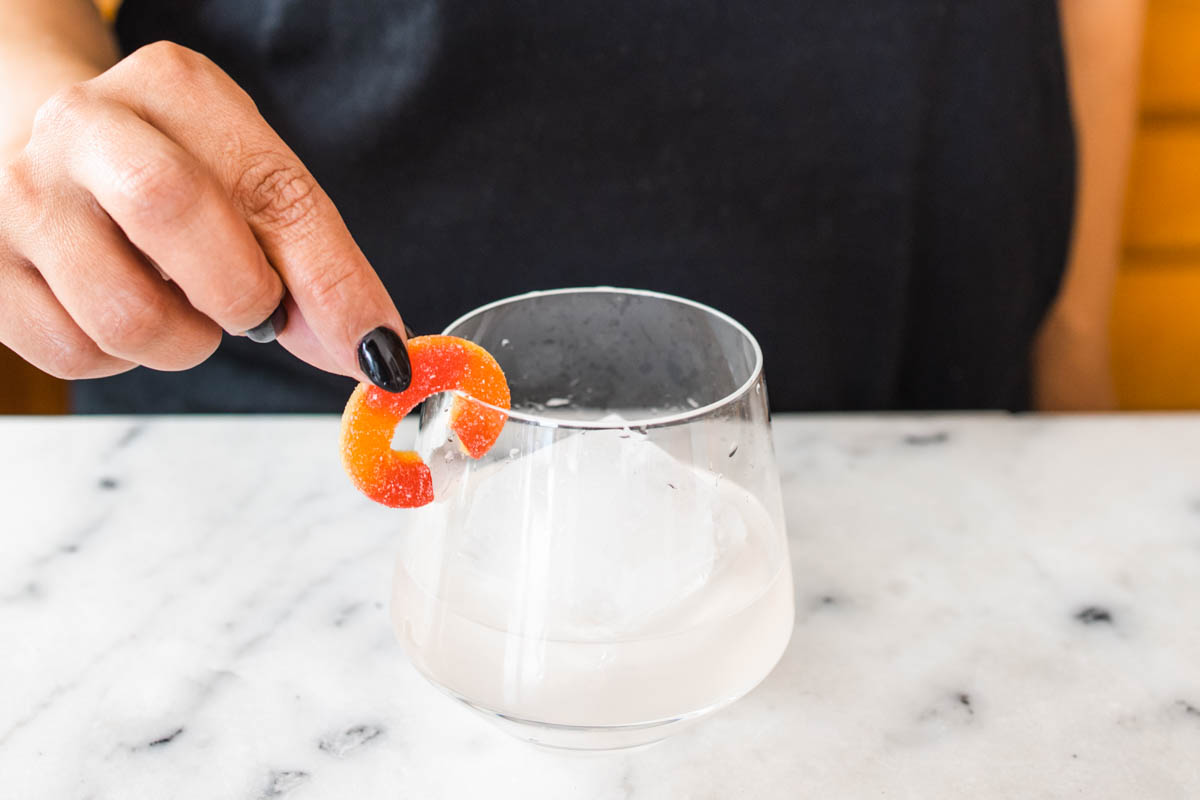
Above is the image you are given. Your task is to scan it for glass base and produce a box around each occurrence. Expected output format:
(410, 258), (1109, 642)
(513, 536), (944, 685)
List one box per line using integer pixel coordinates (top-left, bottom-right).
(427, 678), (719, 751)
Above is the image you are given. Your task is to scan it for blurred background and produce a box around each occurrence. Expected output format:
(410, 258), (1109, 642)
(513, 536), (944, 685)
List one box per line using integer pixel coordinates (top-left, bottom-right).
(1, 0), (1196, 414)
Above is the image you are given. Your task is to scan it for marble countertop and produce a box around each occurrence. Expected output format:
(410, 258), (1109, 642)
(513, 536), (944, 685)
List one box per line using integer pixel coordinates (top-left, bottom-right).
(2, 414), (1199, 798)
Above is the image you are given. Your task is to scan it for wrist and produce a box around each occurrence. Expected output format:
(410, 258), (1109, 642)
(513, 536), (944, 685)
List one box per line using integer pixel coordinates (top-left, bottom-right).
(0, 50), (110, 162)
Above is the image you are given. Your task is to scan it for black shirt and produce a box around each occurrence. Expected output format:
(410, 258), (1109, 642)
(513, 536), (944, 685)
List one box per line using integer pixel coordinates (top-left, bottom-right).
(77, 0), (1075, 413)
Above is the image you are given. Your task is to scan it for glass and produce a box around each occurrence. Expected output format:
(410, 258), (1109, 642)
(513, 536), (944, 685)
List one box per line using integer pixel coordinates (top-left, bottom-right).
(392, 288), (794, 750)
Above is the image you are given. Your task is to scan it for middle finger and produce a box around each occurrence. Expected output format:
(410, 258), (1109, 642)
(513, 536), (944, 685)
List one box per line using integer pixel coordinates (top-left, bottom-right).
(18, 187), (224, 370)
(58, 97), (286, 337)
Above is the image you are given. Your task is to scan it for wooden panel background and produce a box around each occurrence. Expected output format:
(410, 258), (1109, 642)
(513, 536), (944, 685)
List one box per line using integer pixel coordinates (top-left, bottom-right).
(1, 0), (1197, 412)
(0, 347), (66, 414)
(1138, 0), (1200, 113)
(1113, 0), (1200, 408)
(1113, 262), (1200, 408)
(1122, 125), (1200, 256)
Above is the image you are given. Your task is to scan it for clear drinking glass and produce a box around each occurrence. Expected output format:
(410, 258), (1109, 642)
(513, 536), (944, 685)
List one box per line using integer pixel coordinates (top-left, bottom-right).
(392, 288), (794, 750)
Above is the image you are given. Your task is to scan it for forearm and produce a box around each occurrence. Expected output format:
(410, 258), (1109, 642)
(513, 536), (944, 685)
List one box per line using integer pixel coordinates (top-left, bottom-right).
(0, 0), (118, 160)
(1035, 0), (1145, 410)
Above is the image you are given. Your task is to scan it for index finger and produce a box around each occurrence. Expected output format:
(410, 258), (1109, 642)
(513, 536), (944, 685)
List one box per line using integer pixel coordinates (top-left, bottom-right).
(94, 43), (411, 392)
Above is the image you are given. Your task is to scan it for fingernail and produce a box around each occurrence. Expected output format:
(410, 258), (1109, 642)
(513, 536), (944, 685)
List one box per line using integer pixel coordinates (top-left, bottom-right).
(244, 303), (288, 343)
(404, 323), (416, 340)
(357, 326), (412, 392)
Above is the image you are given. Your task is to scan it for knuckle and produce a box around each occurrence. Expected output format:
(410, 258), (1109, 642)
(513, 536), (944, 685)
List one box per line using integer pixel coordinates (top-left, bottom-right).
(177, 326), (222, 369)
(234, 154), (321, 234)
(0, 158), (36, 211)
(217, 269), (281, 327)
(111, 151), (205, 226)
(0, 157), (53, 239)
(134, 41), (209, 81)
(300, 263), (359, 311)
(155, 322), (222, 372)
(37, 331), (105, 380)
(32, 85), (91, 136)
(92, 290), (169, 355)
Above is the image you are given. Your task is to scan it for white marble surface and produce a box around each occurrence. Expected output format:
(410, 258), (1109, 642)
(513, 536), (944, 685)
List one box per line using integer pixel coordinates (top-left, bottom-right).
(2, 414), (1200, 798)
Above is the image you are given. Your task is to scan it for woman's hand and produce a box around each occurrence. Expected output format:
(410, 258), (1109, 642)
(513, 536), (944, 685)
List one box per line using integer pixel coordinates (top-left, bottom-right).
(1033, 309), (1118, 411)
(1039, 0), (1146, 410)
(0, 42), (411, 390)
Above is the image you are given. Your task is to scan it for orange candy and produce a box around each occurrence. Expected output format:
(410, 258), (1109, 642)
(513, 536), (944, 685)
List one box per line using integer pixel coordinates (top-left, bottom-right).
(339, 335), (511, 508)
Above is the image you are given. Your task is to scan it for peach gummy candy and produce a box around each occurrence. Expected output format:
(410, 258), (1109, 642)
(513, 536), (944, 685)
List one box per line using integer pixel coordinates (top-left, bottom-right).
(339, 335), (511, 508)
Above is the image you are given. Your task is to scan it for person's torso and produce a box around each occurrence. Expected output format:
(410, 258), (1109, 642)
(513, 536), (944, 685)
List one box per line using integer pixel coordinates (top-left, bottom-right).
(77, 0), (1074, 413)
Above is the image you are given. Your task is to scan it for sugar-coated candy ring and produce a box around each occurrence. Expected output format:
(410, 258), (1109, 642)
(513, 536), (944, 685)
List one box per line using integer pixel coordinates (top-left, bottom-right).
(340, 335), (511, 508)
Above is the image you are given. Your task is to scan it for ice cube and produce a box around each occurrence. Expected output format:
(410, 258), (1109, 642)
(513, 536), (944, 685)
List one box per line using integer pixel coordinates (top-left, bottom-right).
(426, 427), (745, 639)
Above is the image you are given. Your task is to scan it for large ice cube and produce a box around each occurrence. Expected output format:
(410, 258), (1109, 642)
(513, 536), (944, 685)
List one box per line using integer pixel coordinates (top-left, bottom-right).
(408, 425), (748, 640)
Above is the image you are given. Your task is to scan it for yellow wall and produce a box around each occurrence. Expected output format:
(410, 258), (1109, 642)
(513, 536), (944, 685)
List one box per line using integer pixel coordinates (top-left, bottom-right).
(1113, 0), (1200, 408)
(95, 0), (121, 22)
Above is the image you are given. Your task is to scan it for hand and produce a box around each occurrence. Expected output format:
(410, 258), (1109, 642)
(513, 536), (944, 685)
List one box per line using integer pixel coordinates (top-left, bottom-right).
(0, 42), (411, 391)
(1032, 309), (1118, 411)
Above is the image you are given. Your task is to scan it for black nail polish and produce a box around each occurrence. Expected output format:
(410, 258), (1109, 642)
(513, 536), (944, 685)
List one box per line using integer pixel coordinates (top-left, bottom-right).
(244, 303), (288, 344)
(404, 323), (416, 340)
(357, 326), (412, 392)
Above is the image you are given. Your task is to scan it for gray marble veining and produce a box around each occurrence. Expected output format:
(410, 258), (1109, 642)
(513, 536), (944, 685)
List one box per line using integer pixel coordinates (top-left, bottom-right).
(2, 415), (1199, 798)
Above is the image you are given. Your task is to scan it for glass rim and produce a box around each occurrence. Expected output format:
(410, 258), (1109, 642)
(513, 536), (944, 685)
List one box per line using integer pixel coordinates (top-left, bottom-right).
(440, 286), (765, 430)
